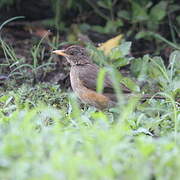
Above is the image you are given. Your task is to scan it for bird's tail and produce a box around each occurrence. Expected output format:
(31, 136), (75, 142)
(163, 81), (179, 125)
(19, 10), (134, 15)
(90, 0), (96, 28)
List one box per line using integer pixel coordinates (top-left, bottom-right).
(141, 94), (180, 103)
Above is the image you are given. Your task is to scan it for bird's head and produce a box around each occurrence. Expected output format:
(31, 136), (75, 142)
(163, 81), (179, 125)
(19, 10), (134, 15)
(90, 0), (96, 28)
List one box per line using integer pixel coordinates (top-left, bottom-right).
(53, 45), (91, 66)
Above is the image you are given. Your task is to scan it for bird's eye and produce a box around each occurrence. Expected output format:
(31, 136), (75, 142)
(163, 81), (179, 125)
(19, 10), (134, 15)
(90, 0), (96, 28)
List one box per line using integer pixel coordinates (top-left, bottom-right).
(70, 51), (74, 55)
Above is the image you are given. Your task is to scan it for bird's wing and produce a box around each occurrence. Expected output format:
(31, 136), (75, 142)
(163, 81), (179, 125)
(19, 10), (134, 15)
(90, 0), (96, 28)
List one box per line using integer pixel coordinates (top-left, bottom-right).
(78, 63), (131, 94)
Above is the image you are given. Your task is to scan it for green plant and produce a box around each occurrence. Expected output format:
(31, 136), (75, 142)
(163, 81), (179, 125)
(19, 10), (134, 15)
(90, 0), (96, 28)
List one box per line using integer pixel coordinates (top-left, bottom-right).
(0, 0), (16, 8)
(0, 17), (55, 84)
(135, 31), (180, 50)
(87, 42), (140, 92)
(0, 77), (180, 179)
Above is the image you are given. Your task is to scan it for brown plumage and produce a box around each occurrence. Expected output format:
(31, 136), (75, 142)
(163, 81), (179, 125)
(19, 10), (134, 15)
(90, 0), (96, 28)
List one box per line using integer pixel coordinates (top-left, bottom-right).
(53, 45), (164, 109)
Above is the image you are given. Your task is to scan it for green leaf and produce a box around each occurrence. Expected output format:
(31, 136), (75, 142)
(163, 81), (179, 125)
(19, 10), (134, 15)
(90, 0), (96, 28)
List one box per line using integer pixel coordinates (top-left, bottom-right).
(150, 1), (167, 21)
(91, 20), (123, 34)
(113, 58), (131, 67)
(130, 58), (144, 76)
(109, 47), (123, 59)
(0, 16), (25, 32)
(97, 0), (112, 9)
(130, 55), (149, 81)
(121, 77), (140, 92)
(135, 31), (152, 39)
(131, 1), (148, 22)
(96, 68), (107, 93)
(109, 42), (132, 59)
(148, 56), (169, 88)
(169, 51), (180, 70)
(105, 20), (123, 33)
(117, 10), (130, 20)
(171, 80), (180, 93)
(119, 41), (132, 56)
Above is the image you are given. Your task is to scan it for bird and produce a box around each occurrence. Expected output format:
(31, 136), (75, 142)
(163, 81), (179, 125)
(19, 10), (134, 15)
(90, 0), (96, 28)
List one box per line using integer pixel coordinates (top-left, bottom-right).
(52, 45), (164, 109)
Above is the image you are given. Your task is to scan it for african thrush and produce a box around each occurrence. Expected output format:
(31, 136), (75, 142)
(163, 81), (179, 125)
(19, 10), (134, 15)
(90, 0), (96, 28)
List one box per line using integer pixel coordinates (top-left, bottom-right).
(53, 45), (163, 109)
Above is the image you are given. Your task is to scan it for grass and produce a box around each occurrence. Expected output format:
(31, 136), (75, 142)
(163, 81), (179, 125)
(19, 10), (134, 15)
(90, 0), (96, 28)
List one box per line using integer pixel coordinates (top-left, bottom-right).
(0, 89), (180, 179)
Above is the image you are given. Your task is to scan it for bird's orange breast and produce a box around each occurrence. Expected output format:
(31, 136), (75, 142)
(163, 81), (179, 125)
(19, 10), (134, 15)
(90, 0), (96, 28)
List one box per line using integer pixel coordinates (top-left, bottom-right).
(70, 67), (110, 109)
(80, 89), (109, 109)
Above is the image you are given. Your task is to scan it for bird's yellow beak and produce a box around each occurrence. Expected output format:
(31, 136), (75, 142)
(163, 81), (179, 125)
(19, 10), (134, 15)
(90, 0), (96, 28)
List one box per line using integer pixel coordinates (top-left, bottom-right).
(52, 50), (68, 57)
